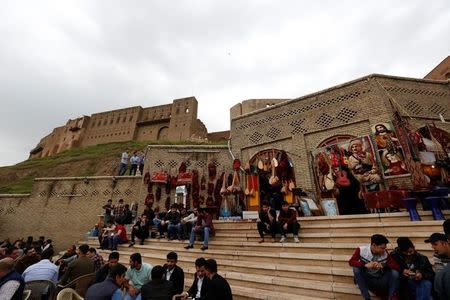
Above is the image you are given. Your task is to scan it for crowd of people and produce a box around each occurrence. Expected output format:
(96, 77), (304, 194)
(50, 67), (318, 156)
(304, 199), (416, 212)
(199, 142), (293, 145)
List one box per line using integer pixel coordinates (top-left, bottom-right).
(98, 200), (214, 251)
(118, 149), (145, 176)
(0, 236), (232, 300)
(349, 219), (450, 300)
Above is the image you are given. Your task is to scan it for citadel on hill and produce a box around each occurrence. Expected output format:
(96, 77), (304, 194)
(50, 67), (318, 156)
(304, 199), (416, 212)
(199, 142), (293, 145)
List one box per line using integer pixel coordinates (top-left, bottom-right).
(29, 96), (286, 159)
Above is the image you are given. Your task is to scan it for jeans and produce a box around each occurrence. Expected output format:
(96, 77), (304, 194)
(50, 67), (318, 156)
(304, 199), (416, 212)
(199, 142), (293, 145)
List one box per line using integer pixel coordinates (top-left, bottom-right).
(129, 164), (138, 176)
(189, 227), (210, 247)
(353, 267), (399, 300)
(108, 235), (123, 250)
(119, 163), (128, 176)
(407, 279), (433, 300)
(280, 222), (300, 237)
(168, 223), (183, 239)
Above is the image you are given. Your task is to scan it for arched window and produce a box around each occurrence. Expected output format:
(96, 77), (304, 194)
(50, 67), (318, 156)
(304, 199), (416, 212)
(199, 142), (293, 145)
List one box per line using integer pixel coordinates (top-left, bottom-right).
(317, 135), (355, 148)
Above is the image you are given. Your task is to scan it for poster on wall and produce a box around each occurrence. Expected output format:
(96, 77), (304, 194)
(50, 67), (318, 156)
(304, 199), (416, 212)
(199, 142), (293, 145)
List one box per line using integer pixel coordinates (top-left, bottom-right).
(371, 122), (410, 178)
(313, 135), (382, 192)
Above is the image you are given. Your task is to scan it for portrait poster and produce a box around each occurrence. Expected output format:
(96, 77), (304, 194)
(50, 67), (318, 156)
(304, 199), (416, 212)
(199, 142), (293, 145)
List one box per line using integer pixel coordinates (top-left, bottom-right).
(312, 135), (382, 192)
(370, 122), (410, 178)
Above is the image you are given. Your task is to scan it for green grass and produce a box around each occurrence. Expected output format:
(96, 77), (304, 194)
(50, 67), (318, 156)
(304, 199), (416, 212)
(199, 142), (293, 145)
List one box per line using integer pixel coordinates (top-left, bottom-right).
(0, 139), (227, 194)
(0, 174), (35, 194)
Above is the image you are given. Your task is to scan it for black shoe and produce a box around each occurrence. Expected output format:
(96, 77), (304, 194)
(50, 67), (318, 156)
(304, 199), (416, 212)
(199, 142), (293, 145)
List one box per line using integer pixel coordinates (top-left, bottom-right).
(140, 240), (144, 245)
(200, 246), (208, 251)
(128, 243), (135, 247)
(184, 244), (193, 249)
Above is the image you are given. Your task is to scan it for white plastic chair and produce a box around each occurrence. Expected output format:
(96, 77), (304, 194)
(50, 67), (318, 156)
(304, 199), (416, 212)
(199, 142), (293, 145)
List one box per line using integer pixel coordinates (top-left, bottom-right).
(56, 288), (84, 300)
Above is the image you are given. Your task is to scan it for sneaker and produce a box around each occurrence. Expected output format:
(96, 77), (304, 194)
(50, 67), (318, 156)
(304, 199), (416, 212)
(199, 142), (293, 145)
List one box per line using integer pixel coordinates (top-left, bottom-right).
(139, 240), (144, 245)
(200, 245), (208, 251)
(279, 236), (287, 243)
(294, 236), (300, 243)
(184, 244), (193, 249)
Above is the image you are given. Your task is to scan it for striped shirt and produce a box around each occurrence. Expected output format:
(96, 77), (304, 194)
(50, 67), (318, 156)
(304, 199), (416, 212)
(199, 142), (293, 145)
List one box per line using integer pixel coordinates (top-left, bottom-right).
(0, 281), (20, 300)
(22, 259), (59, 283)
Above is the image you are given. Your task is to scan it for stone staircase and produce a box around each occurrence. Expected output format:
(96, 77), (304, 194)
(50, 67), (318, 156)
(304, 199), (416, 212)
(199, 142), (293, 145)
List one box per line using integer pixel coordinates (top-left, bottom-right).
(80, 211), (448, 300)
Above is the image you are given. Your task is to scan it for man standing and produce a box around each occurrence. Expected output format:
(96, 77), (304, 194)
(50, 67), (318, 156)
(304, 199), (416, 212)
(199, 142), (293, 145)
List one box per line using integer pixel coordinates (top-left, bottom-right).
(390, 237), (434, 299)
(125, 253), (152, 300)
(164, 251), (184, 295)
(348, 234), (399, 300)
(119, 150), (129, 176)
(185, 207), (214, 251)
(203, 259), (232, 300)
(425, 233), (450, 299)
(129, 151), (139, 176)
(60, 244), (95, 285)
(113, 199), (125, 221)
(257, 201), (277, 243)
(278, 201), (300, 243)
(85, 264), (128, 300)
(183, 257), (209, 300)
(0, 258), (25, 300)
(102, 199), (113, 225)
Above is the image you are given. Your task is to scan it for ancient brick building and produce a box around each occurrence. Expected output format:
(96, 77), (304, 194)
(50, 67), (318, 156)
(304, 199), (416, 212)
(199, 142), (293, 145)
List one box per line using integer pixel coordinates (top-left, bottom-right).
(230, 74), (450, 200)
(30, 97), (210, 158)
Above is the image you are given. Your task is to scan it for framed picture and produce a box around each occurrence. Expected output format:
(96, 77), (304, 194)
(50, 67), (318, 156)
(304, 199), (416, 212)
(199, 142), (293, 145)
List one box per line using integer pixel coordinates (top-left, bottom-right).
(300, 200), (312, 216)
(321, 198), (339, 216)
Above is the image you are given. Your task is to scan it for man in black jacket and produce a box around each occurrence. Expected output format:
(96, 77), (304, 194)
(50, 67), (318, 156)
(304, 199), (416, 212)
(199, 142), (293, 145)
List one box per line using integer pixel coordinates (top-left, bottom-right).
(141, 265), (176, 300)
(204, 259), (232, 300)
(129, 215), (150, 246)
(158, 204), (182, 240)
(163, 251), (184, 295)
(93, 251), (120, 284)
(183, 257), (209, 300)
(257, 201), (278, 243)
(390, 237), (434, 300)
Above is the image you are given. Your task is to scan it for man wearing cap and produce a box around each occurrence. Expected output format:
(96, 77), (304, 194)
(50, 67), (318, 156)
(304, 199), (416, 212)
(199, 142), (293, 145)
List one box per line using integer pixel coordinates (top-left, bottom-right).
(390, 237), (434, 300)
(348, 234), (399, 300)
(425, 232), (450, 299)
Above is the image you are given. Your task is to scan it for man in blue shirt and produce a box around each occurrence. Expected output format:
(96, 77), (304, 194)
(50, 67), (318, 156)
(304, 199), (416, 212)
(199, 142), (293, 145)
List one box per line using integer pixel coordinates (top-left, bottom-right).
(22, 248), (58, 283)
(85, 263), (127, 300)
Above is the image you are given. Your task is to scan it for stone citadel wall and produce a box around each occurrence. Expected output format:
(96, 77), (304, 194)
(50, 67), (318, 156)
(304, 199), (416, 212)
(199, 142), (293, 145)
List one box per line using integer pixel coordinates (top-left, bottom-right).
(30, 97), (209, 159)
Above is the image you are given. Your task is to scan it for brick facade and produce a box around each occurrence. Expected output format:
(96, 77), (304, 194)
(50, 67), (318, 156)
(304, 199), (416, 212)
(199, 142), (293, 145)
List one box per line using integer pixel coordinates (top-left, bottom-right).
(230, 75), (450, 192)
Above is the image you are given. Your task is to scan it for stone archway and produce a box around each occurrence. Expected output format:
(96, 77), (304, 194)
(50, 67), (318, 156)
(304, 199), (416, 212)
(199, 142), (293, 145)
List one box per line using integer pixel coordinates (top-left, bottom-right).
(157, 126), (169, 140)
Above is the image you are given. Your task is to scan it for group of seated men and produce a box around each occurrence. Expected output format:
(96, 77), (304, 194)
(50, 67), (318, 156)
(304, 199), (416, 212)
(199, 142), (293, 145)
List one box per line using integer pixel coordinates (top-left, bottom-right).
(256, 200), (300, 243)
(86, 250), (232, 300)
(350, 219), (450, 300)
(99, 202), (214, 251)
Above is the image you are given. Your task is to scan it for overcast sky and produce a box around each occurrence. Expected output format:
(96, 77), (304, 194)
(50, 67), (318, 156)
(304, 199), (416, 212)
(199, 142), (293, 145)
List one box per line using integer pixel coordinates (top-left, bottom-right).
(0, 1), (449, 167)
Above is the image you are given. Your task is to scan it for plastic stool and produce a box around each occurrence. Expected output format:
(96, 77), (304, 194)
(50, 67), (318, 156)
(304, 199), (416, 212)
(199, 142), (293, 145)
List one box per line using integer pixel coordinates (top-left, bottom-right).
(401, 198), (421, 221)
(424, 196), (445, 220)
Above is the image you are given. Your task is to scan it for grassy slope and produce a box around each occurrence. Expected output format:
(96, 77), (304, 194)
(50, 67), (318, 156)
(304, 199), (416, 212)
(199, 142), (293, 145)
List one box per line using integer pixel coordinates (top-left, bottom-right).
(0, 140), (225, 194)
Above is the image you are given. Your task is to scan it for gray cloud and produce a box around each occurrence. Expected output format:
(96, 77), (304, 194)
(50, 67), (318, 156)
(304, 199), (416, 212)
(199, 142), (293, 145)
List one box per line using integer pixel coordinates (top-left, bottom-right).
(0, 0), (448, 166)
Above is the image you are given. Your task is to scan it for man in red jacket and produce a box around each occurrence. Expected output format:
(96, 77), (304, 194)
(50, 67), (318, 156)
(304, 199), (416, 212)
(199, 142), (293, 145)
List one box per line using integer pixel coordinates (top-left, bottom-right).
(185, 208), (214, 251)
(348, 234), (399, 300)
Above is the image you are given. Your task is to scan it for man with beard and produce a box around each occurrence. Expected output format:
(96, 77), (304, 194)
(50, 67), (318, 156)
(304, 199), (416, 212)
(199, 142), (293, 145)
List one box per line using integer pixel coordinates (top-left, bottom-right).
(203, 259), (232, 300)
(163, 251), (184, 295)
(183, 257), (209, 300)
(15, 247), (40, 274)
(425, 233), (450, 299)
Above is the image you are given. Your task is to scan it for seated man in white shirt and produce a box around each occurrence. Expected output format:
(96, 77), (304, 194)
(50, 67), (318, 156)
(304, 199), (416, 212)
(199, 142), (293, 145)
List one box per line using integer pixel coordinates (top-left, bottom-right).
(22, 248), (59, 283)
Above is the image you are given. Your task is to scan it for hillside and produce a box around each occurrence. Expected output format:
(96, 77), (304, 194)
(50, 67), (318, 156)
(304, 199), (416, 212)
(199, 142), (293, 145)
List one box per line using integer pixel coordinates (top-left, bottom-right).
(0, 140), (225, 194)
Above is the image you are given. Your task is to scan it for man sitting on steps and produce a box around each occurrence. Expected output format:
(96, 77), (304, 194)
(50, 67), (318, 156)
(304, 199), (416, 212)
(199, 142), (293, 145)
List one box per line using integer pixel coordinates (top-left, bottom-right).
(257, 200), (278, 243)
(349, 234), (399, 300)
(278, 201), (300, 243)
(184, 207), (214, 251)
